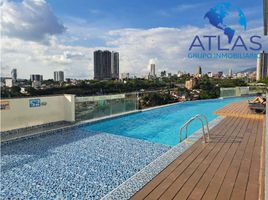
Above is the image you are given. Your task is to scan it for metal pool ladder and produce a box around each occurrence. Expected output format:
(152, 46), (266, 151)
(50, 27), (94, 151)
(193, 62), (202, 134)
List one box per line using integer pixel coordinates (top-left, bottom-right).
(179, 114), (210, 143)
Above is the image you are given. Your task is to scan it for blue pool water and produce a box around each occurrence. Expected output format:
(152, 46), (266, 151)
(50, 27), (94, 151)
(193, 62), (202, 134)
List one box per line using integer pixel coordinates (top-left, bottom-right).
(83, 97), (250, 146)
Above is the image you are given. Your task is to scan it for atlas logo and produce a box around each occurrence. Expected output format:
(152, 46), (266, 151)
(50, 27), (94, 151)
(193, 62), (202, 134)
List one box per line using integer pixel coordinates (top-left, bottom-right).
(189, 3), (262, 52)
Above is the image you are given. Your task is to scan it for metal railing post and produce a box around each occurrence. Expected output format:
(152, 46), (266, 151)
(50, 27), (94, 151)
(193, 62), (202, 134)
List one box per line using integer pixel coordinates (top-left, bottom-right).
(197, 114), (210, 142)
(179, 114), (210, 144)
(197, 118), (206, 142)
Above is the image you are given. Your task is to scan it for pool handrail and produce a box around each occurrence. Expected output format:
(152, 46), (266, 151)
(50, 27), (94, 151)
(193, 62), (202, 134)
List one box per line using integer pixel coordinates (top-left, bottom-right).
(179, 114), (210, 143)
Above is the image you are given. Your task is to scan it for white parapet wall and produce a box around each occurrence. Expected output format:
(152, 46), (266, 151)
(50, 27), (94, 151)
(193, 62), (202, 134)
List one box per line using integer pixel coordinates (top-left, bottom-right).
(0, 94), (75, 132)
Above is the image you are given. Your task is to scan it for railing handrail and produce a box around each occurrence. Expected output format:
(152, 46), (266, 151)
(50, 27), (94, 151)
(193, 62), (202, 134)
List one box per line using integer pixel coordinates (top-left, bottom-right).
(179, 114), (210, 143)
(196, 114), (210, 139)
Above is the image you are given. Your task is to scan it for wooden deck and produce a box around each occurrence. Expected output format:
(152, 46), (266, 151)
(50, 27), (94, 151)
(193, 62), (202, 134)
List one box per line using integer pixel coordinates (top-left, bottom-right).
(215, 101), (264, 120)
(131, 102), (265, 200)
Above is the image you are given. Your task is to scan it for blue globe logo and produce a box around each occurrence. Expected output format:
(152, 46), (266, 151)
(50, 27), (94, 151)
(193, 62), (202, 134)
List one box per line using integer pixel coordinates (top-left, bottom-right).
(204, 3), (247, 44)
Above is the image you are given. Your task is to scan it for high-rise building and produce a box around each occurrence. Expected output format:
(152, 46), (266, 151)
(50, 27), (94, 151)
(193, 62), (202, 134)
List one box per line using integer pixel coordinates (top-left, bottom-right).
(197, 66), (202, 75)
(30, 74), (43, 82)
(150, 64), (156, 77)
(102, 50), (112, 79)
(11, 68), (17, 81)
(30, 74), (43, 89)
(228, 69), (233, 77)
(256, 51), (268, 80)
(54, 71), (64, 82)
(111, 52), (119, 79)
(264, 0), (268, 35)
(94, 50), (103, 80)
(94, 50), (119, 80)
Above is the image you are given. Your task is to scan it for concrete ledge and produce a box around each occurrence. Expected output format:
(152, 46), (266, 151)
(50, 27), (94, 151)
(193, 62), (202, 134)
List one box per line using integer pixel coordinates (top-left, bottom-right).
(0, 94), (75, 132)
(1, 110), (141, 144)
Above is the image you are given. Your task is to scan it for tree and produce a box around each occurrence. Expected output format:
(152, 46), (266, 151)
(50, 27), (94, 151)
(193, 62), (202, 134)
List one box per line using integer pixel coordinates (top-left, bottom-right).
(139, 92), (174, 108)
(1, 87), (11, 98)
(42, 79), (54, 85)
(195, 75), (220, 99)
(216, 78), (247, 88)
(259, 77), (268, 85)
(25, 87), (38, 96)
(10, 86), (22, 97)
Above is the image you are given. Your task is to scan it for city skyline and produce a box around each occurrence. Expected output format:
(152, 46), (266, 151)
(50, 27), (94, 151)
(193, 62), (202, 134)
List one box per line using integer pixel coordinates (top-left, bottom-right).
(4, 62), (258, 82)
(1, 0), (268, 79)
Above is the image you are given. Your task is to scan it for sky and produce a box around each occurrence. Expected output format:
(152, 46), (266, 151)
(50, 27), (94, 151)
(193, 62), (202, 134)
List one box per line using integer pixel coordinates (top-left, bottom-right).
(1, 0), (268, 79)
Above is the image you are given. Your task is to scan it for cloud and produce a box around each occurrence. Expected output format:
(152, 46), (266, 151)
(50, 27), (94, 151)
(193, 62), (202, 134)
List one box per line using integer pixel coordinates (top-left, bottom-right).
(63, 51), (85, 59)
(105, 26), (268, 76)
(148, 58), (157, 65)
(1, 7), (267, 80)
(0, 65), (11, 77)
(1, 0), (66, 44)
(174, 3), (206, 12)
(57, 16), (110, 47)
(1, 37), (92, 79)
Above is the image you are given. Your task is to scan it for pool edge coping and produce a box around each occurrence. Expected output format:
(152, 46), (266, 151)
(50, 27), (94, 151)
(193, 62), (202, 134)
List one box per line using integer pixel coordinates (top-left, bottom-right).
(100, 116), (225, 200)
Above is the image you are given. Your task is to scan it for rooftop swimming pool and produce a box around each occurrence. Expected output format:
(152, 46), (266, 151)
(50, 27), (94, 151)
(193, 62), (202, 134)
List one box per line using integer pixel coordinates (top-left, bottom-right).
(1, 97), (251, 199)
(83, 97), (250, 146)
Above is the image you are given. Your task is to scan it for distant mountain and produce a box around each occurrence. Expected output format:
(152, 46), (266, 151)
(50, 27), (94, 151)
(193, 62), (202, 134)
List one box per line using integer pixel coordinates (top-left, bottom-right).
(238, 67), (256, 73)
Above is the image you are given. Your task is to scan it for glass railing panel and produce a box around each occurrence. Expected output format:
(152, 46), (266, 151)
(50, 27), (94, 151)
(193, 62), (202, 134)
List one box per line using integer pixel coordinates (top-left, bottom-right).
(75, 93), (138, 121)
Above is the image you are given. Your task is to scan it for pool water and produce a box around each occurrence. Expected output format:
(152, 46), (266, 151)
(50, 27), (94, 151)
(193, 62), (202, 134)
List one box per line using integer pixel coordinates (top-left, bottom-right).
(82, 97), (250, 146)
